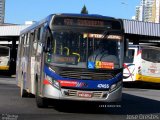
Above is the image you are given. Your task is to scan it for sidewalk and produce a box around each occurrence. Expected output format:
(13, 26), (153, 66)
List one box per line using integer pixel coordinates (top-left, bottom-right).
(0, 76), (16, 85)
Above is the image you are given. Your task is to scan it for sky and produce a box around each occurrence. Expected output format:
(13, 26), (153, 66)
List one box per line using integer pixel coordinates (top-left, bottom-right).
(5, 0), (140, 24)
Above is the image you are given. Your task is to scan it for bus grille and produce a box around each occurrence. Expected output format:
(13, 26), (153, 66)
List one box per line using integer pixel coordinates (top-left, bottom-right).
(59, 70), (113, 80)
(68, 90), (104, 98)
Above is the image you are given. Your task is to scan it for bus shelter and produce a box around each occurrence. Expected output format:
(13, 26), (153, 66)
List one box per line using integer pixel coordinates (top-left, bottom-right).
(123, 19), (160, 46)
(0, 24), (29, 75)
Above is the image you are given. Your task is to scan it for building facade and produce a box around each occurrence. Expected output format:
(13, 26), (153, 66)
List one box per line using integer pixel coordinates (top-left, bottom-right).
(135, 0), (160, 23)
(0, 0), (5, 24)
(154, 0), (160, 23)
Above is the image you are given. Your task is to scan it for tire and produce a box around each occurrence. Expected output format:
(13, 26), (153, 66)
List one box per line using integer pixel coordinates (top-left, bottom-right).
(35, 81), (48, 108)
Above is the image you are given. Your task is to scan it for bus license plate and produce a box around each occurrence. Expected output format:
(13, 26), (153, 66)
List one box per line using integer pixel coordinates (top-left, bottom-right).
(77, 92), (92, 98)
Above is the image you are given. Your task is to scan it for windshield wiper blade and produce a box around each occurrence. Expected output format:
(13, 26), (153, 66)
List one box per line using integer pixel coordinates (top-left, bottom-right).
(101, 30), (109, 39)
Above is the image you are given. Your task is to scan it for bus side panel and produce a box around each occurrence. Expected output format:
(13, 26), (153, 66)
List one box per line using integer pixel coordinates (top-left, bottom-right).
(35, 26), (46, 97)
(140, 60), (160, 83)
(16, 37), (22, 87)
(27, 32), (37, 95)
(135, 46), (160, 83)
(123, 47), (139, 82)
(16, 35), (26, 88)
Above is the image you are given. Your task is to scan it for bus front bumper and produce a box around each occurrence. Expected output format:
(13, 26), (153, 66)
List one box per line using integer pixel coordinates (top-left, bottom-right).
(42, 84), (122, 102)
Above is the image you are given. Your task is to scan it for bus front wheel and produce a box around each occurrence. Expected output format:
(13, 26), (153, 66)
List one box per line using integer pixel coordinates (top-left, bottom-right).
(35, 81), (48, 108)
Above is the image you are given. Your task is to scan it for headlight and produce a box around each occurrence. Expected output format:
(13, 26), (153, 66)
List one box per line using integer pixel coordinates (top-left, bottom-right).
(46, 75), (52, 84)
(52, 79), (60, 90)
(110, 84), (116, 91)
(109, 81), (122, 92)
(45, 75), (60, 90)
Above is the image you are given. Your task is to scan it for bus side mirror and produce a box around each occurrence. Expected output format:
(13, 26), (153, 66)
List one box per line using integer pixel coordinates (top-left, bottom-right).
(124, 38), (129, 57)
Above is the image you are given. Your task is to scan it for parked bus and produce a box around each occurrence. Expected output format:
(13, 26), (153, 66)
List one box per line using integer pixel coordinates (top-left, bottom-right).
(16, 13), (127, 108)
(0, 45), (10, 71)
(123, 45), (160, 83)
(0, 45), (16, 76)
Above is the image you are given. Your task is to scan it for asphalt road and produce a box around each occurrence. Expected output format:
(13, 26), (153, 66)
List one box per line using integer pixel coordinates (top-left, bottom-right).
(0, 76), (159, 120)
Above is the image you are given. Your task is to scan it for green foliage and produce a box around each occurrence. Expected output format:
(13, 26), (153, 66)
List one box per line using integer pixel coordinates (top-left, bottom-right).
(81, 5), (88, 14)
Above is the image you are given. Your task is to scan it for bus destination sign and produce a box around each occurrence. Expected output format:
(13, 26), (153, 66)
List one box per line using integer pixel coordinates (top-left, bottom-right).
(53, 17), (112, 28)
(64, 18), (104, 27)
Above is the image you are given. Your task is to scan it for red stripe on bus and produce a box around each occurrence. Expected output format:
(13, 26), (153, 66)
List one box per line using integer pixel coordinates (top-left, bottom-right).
(58, 80), (77, 87)
(43, 79), (51, 85)
(137, 50), (142, 56)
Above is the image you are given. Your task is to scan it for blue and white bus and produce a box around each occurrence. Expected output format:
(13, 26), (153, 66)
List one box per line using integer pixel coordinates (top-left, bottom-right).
(16, 13), (127, 108)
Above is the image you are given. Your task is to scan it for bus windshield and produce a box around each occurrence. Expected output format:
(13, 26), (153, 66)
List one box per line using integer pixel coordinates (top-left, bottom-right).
(124, 49), (135, 63)
(46, 30), (122, 70)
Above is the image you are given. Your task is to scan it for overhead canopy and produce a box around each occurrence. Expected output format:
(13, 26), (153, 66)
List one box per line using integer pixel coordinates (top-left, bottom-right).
(0, 25), (29, 36)
(0, 24), (30, 42)
(123, 19), (160, 38)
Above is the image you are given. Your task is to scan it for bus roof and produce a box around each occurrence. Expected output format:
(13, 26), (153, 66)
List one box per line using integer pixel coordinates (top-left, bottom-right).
(54, 13), (115, 19)
(20, 13), (121, 35)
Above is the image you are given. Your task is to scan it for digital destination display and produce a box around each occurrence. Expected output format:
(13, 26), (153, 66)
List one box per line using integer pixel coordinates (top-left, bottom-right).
(63, 18), (104, 27)
(52, 17), (118, 29)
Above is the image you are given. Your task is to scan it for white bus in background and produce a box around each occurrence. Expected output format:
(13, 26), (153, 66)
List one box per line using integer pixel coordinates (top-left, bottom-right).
(0, 44), (17, 76)
(0, 45), (10, 71)
(123, 45), (160, 83)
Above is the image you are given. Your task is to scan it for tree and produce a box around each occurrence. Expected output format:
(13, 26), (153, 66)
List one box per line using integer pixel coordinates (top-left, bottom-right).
(81, 5), (88, 14)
